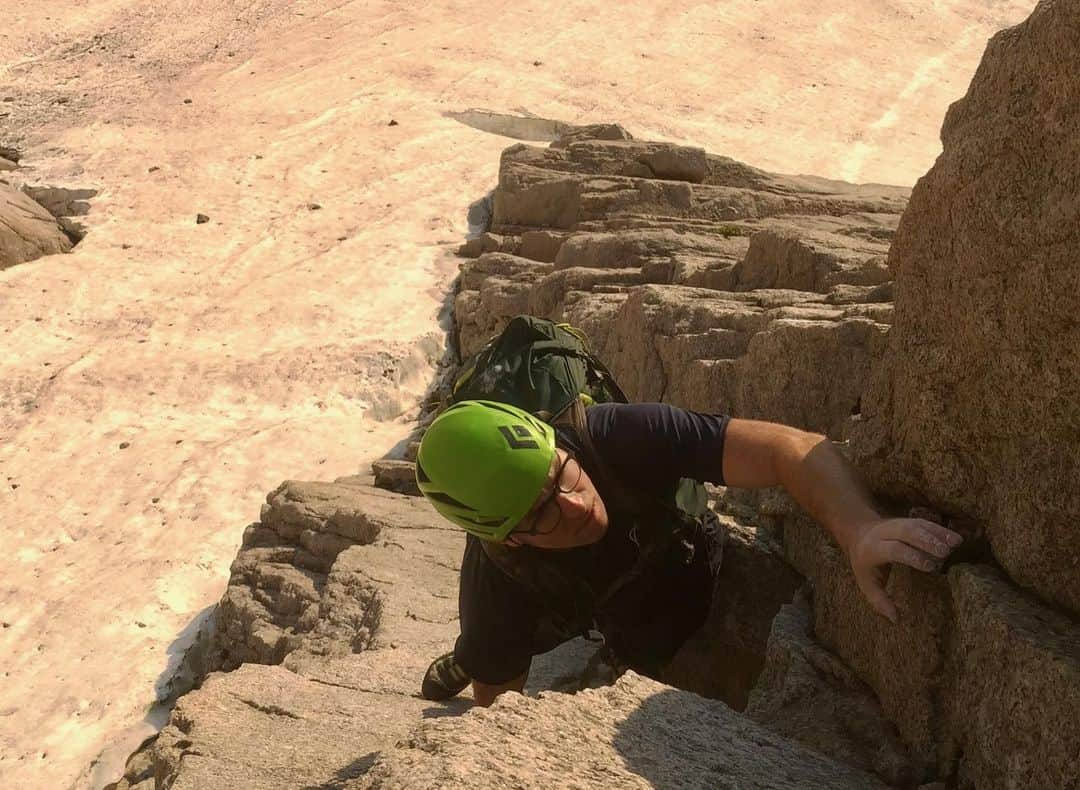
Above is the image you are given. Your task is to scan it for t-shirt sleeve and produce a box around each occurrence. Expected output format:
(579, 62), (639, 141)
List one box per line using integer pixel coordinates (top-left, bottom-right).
(586, 402), (730, 488)
(454, 535), (540, 685)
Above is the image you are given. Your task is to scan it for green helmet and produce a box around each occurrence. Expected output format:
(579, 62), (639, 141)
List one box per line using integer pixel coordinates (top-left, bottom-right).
(415, 400), (555, 541)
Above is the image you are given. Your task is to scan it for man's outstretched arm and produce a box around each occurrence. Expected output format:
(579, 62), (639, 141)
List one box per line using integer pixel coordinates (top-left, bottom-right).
(721, 418), (962, 623)
(472, 669), (528, 707)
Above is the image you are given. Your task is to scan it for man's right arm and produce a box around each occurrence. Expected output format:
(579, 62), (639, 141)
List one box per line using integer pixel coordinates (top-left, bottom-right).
(472, 667), (529, 707)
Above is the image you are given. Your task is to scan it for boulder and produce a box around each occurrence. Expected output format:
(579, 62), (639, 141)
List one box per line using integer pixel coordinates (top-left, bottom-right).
(454, 135), (904, 442)
(850, 0), (1080, 615)
(371, 459), (421, 496)
(0, 181), (72, 269)
(209, 480), (438, 671)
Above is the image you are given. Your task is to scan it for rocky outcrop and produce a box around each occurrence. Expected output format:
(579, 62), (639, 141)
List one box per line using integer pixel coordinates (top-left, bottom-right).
(0, 180), (73, 269)
(208, 479), (404, 671)
(110, 480), (469, 789)
(428, 124), (910, 740)
(110, 479), (622, 790)
(112, 4), (1080, 785)
(662, 513), (801, 710)
(361, 672), (888, 789)
(849, 0), (1080, 617)
(735, 3), (1080, 787)
(945, 565), (1080, 790)
(747, 600), (916, 786)
(776, 501), (1080, 788)
(455, 139), (905, 442)
(19, 184), (95, 241)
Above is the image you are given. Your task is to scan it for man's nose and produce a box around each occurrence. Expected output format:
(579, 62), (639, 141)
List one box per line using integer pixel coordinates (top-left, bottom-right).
(558, 490), (590, 518)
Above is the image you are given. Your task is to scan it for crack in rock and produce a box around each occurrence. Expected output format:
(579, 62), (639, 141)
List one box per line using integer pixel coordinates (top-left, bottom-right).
(237, 697), (303, 720)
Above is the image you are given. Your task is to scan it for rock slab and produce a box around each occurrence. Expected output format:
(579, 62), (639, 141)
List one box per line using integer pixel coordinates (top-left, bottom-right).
(361, 672), (887, 789)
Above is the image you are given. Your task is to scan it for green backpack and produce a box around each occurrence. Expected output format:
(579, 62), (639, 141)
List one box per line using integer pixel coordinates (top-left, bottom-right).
(451, 315), (627, 419)
(449, 315), (718, 652)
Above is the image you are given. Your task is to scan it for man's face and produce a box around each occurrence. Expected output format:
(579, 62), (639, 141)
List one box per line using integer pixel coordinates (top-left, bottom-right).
(504, 448), (609, 549)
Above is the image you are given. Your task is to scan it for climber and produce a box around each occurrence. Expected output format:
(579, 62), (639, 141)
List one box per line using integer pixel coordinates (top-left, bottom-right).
(416, 399), (963, 707)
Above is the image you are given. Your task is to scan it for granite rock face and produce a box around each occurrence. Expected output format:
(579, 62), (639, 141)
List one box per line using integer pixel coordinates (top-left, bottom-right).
(113, 7), (1080, 782)
(0, 180), (73, 268)
(208, 479), (429, 671)
(110, 481), (620, 790)
(850, 0), (1080, 616)
(944, 564), (1080, 790)
(747, 601), (916, 786)
(772, 494), (1080, 788)
(361, 672), (888, 790)
(457, 132), (907, 442)
(662, 515), (801, 711)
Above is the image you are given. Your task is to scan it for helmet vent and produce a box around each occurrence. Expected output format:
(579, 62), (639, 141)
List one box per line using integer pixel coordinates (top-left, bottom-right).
(427, 491), (471, 509)
(479, 401), (528, 419)
(464, 515), (506, 529)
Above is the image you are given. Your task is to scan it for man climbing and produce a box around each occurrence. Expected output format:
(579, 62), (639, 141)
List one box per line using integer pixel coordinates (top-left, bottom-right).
(415, 398), (963, 707)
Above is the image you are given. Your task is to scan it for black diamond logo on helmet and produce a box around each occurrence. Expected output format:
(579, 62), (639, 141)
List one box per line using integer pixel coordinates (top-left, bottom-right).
(498, 425), (539, 450)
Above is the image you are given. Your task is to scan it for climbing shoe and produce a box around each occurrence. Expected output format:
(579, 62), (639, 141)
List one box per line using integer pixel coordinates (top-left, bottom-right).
(421, 650), (471, 701)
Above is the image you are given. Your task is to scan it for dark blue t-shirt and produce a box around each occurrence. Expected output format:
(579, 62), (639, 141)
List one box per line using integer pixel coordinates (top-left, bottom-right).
(455, 402), (730, 685)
